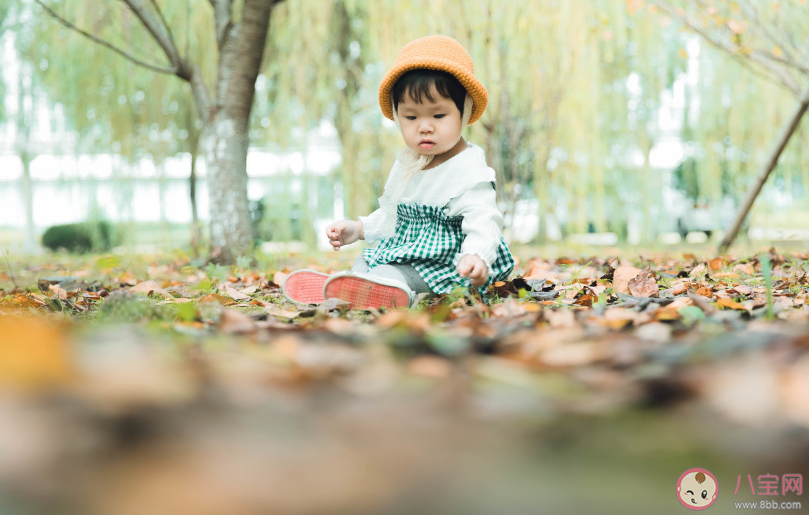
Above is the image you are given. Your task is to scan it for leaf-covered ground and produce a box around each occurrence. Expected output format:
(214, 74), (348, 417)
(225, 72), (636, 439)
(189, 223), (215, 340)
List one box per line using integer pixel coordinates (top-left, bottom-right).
(1, 247), (808, 514)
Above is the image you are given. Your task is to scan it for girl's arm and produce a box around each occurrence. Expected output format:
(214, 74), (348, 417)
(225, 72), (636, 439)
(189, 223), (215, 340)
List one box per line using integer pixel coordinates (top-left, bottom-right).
(446, 181), (505, 277)
(357, 208), (385, 244)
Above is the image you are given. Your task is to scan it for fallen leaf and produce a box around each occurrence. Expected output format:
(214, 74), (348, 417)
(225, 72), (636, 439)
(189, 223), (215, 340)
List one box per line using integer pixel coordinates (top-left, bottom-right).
(708, 258), (728, 271)
(131, 280), (174, 299)
(197, 293), (232, 305)
(734, 263), (755, 275)
(665, 284), (688, 296)
(223, 285), (250, 301)
(695, 286), (713, 298)
(613, 266), (642, 295)
(265, 305), (301, 320)
(9, 294), (46, 309)
(689, 264), (706, 277)
(732, 285), (752, 296)
(717, 298), (747, 311)
(628, 268), (659, 298)
(48, 284), (69, 301)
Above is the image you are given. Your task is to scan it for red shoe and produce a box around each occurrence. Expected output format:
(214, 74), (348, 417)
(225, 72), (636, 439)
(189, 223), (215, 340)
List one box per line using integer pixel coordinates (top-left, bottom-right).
(282, 269), (331, 304)
(322, 272), (414, 310)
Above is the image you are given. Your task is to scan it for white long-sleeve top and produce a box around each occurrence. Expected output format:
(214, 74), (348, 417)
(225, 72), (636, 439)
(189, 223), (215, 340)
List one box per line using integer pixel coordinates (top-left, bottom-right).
(359, 143), (505, 275)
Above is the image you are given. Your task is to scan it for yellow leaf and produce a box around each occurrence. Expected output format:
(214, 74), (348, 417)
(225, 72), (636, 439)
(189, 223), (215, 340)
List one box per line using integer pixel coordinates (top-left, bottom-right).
(772, 46), (783, 58)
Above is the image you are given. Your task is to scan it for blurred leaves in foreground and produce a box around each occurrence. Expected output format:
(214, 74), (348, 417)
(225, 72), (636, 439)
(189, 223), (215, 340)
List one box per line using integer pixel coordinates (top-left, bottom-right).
(0, 249), (808, 513)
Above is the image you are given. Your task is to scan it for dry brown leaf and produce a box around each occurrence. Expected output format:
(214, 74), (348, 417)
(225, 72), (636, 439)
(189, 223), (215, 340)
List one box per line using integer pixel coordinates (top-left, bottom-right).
(689, 264), (706, 277)
(732, 285), (752, 296)
(716, 298), (747, 311)
(265, 305), (301, 320)
(613, 266), (642, 295)
(223, 285), (250, 301)
(665, 284), (688, 296)
(708, 258), (728, 271)
(131, 280), (174, 299)
(627, 268), (659, 298)
(695, 286), (713, 298)
(10, 294), (46, 309)
(48, 284), (68, 301)
(734, 263), (755, 275)
(197, 293), (232, 305)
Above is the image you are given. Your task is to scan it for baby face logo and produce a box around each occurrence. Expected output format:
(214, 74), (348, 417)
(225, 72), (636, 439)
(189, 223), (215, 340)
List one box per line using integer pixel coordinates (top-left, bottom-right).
(677, 468), (718, 510)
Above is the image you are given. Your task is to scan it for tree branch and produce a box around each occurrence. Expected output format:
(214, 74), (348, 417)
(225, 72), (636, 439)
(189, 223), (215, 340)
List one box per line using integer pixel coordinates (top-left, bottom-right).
(654, 0), (802, 96)
(34, 0), (177, 75)
(121, 0), (182, 67)
(148, 0), (176, 51)
(186, 61), (211, 121)
(208, 0), (233, 50)
(736, 0), (806, 65)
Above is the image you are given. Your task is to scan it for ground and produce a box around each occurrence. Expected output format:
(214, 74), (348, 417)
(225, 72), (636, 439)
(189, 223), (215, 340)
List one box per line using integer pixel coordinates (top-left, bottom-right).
(0, 244), (808, 514)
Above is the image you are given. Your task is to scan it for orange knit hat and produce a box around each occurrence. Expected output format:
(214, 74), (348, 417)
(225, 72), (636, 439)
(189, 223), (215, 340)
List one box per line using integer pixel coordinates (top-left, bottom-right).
(379, 35), (488, 125)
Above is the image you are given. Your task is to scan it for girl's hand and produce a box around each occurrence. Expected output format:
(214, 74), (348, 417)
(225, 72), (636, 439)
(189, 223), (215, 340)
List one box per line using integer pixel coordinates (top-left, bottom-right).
(457, 254), (488, 287)
(326, 220), (363, 251)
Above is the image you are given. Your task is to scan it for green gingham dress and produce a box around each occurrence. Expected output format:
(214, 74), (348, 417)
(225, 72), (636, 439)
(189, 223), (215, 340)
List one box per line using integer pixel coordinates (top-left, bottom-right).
(362, 202), (515, 295)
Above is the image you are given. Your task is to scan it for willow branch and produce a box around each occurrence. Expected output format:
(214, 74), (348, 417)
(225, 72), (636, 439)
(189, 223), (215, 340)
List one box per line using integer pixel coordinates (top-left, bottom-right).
(654, 0), (801, 96)
(34, 0), (176, 75)
(121, 0), (182, 67)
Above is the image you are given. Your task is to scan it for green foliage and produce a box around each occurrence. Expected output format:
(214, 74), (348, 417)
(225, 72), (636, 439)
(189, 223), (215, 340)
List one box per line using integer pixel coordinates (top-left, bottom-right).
(41, 221), (118, 254)
(204, 263), (229, 283)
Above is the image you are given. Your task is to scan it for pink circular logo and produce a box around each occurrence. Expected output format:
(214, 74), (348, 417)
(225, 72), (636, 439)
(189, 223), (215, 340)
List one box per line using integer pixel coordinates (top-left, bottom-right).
(676, 468), (718, 510)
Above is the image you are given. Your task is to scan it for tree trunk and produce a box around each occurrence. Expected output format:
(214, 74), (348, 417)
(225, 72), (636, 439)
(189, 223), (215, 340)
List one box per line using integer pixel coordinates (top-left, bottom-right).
(204, 0), (278, 263)
(718, 84), (809, 254)
(202, 114), (253, 263)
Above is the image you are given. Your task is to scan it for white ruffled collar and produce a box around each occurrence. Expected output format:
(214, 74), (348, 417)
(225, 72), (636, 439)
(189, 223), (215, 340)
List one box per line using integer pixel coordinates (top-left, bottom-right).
(377, 143), (493, 238)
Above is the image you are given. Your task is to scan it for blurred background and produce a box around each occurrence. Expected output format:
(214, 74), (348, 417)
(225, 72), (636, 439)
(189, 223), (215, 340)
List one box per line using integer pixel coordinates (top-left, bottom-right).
(0, 0), (808, 255)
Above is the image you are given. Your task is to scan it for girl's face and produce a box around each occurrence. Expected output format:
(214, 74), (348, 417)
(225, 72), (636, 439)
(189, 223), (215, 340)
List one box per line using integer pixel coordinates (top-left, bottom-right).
(396, 85), (463, 157)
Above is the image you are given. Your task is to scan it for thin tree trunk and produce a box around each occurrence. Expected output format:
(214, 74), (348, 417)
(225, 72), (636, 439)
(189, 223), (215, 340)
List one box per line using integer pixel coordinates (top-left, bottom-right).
(718, 84), (809, 254)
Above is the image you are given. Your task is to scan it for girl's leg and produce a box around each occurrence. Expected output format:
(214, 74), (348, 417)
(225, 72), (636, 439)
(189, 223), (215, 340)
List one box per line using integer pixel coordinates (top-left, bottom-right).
(351, 255), (433, 296)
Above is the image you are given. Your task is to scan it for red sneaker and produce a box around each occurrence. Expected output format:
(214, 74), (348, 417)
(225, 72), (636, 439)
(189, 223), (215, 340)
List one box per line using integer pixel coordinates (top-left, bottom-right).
(322, 272), (414, 310)
(282, 269), (331, 304)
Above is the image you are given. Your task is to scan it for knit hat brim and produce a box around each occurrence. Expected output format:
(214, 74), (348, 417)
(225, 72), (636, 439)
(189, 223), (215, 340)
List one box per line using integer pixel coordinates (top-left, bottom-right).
(379, 57), (488, 125)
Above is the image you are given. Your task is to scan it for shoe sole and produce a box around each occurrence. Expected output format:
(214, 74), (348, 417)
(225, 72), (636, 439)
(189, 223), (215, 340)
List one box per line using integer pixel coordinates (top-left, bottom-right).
(282, 269), (330, 304)
(323, 274), (412, 310)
